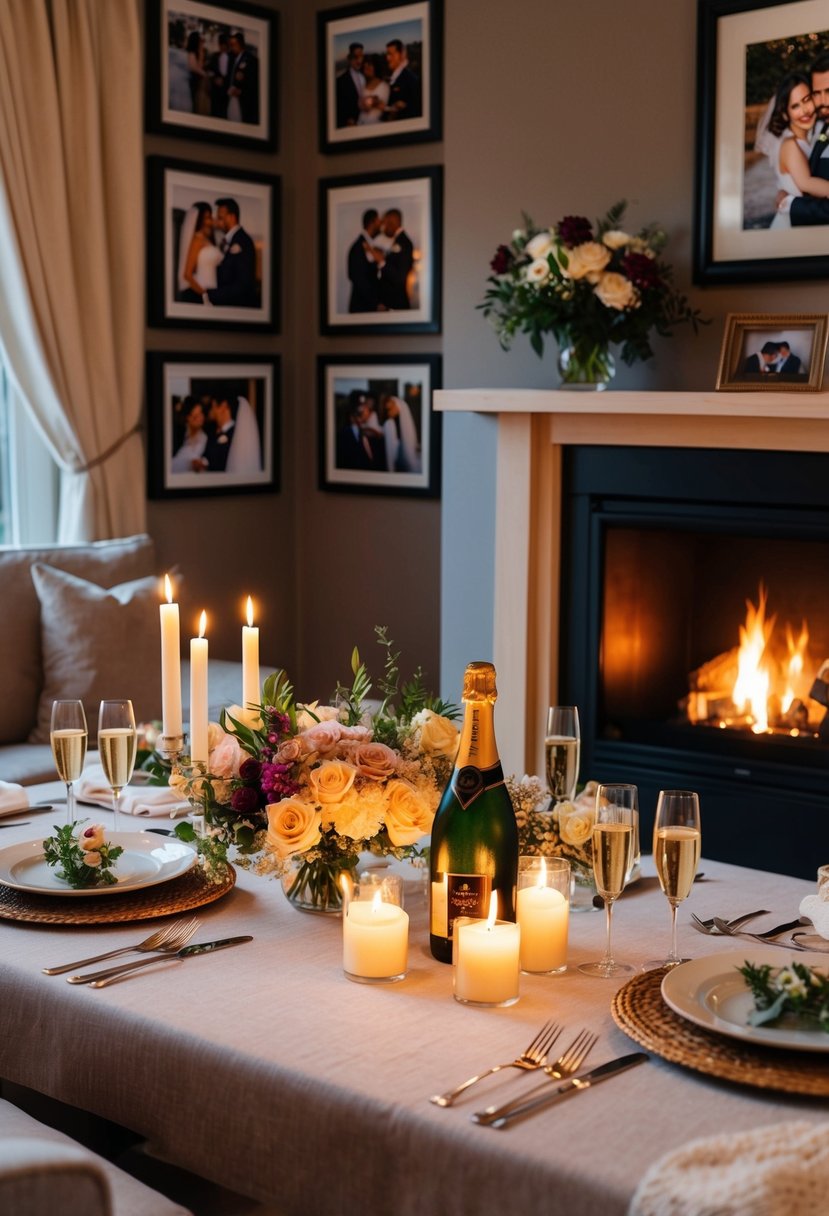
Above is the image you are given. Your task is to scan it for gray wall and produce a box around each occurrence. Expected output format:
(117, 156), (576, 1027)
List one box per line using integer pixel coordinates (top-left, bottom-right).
(144, 0), (827, 704)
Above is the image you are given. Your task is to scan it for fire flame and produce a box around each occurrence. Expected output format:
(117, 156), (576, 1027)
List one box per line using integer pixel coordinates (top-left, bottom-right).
(732, 587), (775, 733)
(781, 622), (809, 715)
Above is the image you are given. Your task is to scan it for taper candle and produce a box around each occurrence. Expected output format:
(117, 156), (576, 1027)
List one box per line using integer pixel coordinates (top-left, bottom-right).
(190, 611), (209, 764)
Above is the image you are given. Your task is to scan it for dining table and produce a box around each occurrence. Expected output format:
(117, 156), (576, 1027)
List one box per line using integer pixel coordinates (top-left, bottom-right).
(0, 780), (827, 1216)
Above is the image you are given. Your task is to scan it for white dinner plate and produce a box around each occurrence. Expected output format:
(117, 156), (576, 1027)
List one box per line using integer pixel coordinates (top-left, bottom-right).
(0, 832), (197, 898)
(662, 947), (829, 1053)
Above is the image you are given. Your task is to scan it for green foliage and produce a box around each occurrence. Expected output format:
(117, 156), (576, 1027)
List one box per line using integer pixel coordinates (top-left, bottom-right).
(173, 820), (230, 874)
(739, 959), (829, 1031)
(42, 821), (123, 889)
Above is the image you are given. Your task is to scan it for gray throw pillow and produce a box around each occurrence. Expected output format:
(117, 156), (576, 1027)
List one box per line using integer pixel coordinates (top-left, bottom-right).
(29, 564), (163, 744)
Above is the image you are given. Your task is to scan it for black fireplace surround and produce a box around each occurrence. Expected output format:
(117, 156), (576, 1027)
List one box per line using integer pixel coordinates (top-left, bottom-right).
(560, 446), (829, 880)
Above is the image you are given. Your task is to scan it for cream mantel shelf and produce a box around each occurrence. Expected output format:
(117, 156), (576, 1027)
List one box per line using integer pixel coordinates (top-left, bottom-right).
(433, 388), (829, 774)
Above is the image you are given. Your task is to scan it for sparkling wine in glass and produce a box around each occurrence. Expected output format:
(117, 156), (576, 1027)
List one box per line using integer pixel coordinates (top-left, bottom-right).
(644, 790), (701, 970)
(545, 706), (580, 802)
(97, 699), (137, 833)
(50, 700), (88, 827)
(578, 784), (636, 978)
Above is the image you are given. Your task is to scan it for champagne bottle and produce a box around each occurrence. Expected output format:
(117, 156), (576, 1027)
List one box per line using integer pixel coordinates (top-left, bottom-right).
(429, 661), (519, 963)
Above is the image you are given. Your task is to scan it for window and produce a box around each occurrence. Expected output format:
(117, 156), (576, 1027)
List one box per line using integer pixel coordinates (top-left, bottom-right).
(0, 360), (59, 544)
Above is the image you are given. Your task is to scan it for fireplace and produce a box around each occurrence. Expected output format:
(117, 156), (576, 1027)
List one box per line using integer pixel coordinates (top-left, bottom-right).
(560, 446), (829, 878)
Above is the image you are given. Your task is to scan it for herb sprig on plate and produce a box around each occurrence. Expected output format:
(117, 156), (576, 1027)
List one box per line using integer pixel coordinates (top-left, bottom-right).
(739, 960), (829, 1031)
(42, 821), (123, 889)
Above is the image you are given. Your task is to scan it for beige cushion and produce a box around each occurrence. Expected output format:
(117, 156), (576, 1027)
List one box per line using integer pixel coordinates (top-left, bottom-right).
(29, 565), (162, 744)
(0, 535), (155, 745)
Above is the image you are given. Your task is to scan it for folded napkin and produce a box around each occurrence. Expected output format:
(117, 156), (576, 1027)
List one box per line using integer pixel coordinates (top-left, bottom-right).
(800, 889), (829, 939)
(76, 767), (190, 819)
(0, 781), (29, 817)
(630, 1121), (829, 1216)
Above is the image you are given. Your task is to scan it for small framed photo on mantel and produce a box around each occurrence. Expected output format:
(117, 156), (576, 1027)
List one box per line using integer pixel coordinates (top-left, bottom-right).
(715, 312), (828, 391)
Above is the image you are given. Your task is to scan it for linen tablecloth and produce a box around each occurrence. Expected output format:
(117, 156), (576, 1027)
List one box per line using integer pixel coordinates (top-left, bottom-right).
(0, 785), (826, 1215)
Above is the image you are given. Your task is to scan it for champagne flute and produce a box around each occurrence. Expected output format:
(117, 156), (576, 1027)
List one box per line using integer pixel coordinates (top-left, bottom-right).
(578, 784), (636, 978)
(97, 699), (137, 833)
(50, 700), (88, 828)
(644, 790), (701, 970)
(545, 706), (580, 802)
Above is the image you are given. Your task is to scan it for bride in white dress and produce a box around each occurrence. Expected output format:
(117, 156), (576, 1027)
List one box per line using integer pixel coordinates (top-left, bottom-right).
(226, 397), (262, 474)
(763, 72), (829, 229)
(381, 394), (421, 473)
(177, 202), (224, 298)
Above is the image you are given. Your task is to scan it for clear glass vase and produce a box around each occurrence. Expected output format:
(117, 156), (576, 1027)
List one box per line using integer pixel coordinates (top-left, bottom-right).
(281, 855), (358, 915)
(570, 861), (600, 912)
(557, 335), (616, 391)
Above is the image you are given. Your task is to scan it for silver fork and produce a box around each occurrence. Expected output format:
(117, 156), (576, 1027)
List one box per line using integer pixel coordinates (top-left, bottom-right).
(65, 918), (199, 984)
(430, 1020), (562, 1107)
(690, 909), (769, 936)
(472, 1029), (599, 1124)
(43, 917), (197, 976)
(712, 916), (809, 943)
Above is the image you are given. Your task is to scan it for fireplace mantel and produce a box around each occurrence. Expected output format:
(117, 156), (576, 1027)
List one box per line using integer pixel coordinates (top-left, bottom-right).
(434, 388), (829, 775)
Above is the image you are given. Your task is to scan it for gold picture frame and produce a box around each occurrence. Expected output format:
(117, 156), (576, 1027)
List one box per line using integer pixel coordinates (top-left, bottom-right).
(715, 312), (829, 391)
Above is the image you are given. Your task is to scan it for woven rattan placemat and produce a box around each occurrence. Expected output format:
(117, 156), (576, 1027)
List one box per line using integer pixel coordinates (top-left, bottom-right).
(0, 863), (236, 926)
(611, 966), (829, 1096)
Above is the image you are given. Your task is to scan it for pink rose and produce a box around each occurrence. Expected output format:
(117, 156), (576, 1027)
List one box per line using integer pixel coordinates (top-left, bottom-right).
(209, 731), (244, 779)
(339, 724), (372, 743)
(275, 738), (304, 764)
(82, 850), (102, 867)
(352, 742), (398, 780)
(301, 721), (343, 755)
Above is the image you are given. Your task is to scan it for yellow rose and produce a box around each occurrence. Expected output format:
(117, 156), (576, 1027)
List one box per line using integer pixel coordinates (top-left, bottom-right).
(417, 710), (460, 759)
(594, 271), (639, 310)
(384, 779), (434, 846)
(266, 798), (321, 858)
(308, 759), (358, 804)
(557, 804), (594, 848)
(562, 241), (611, 282)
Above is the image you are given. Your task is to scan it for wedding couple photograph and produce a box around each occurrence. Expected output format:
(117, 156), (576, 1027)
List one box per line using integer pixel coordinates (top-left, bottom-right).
(148, 0), (276, 150)
(148, 158), (278, 330)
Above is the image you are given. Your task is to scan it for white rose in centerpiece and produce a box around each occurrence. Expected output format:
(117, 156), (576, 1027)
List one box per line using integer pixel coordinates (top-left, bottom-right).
(602, 229), (632, 249)
(295, 702), (342, 732)
(525, 257), (552, 286)
(384, 779), (434, 846)
(266, 798), (322, 858)
(412, 709), (460, 759)
(330, 792), (385, 841)
(594, 271), (639, 310)
(78, 824), (105, 851)
(557, 802), (595, 847)
(562, 241), (611, 282)
(82, 850), (102, 867)
(223, 704), (263, 733)
(525, 230), (555, 260)
(308, 759), (358, 805)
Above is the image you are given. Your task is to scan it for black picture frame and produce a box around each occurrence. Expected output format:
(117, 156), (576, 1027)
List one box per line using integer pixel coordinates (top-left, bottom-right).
(319, 165), (442, 335)
(694, 0), (829, 284)
(146, 351), (280, 498)
(317, 354), (441, 497)
(317, 0), (442, 154)
(146, 0), (278, 151)
(147, 155), (280, 331)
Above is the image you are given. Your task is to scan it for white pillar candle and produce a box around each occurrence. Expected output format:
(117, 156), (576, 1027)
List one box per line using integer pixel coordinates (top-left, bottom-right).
(190, 611), (209, 765)
(454, 893), (520, 1005)
(517, 885), (568, 973)
(343, 893), (409, 981)
(159, 574), (182, 738)
(242, 596), (260, 711)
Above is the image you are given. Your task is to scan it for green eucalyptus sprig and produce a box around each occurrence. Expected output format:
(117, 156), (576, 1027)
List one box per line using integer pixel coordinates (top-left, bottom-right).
(739, 959), (829, 1031)
(42, 821), (123, 889)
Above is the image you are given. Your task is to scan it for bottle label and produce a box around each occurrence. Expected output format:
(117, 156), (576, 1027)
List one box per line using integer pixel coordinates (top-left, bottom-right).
(447, 873), (491, 937)
(451, 762), (505, 810)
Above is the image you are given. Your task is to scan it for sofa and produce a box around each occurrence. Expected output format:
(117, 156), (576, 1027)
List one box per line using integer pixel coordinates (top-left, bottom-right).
(0, 534), (260, 785)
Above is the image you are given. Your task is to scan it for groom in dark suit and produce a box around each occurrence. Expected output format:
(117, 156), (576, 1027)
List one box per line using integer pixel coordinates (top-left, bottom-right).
(205, 198), (259, 309)
(378, 208), (413, 310)
(788, 53), (829, 225)
(227, 30), (259, 124)
(197, 396), (236, 472)
(347, 209), (383, 312)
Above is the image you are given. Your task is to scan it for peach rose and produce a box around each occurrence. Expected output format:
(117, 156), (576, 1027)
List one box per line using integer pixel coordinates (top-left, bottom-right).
(562, 240), (611, 283)
(78, 824), (105, 851)
(416, 710), (460, 759)
(308, 759), (358, 805)
(82, 850), (102, 867)
(383, 779), (434, 846)
(266, 798), (322, 859)
(275, 737), (305, 764)
(602, 229), (632, 250)
(301, 720), (343, 756)
(594, 271), (639, 310)
(352, 742), (398, 780)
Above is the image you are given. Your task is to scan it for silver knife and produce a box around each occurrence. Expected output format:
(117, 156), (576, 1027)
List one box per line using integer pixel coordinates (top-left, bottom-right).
(67, 936), (253, 985)
(472, 1052), (649, 1129)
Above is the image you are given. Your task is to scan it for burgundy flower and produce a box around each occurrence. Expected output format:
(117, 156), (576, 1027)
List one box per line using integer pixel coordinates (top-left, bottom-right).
(239, 758), (262, 782)
(556, 215), (593, 248)
(490, 244), (513, 274)
(231, 785), (261, 815)
(621, 252), (662, 290)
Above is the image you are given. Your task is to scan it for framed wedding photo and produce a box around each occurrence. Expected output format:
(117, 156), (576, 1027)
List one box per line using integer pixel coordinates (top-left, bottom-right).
(147, 156), (280, 331)
(319, 165), (442, 335)
(146, 0), (278, 151)
(317, 0), (442, 153)
(694, 0), (829, 284)
(146, 352), (280, 499)
(715, 312), (828, 389)
(318, 354), (441, 497)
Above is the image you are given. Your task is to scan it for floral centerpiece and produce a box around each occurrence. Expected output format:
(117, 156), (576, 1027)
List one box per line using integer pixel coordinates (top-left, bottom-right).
(479, 201), (705, 388)
(169, 629), (459, 913)
(507, 775), (599, 908)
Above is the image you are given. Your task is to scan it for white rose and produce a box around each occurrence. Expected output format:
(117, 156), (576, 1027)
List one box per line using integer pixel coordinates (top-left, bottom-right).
(594, 271), (639, 310)
(525, 257), (552, 286)
(417, 710), (460, 759)
(295, 703), (342, 732)
(78, 824), (105, 851)
(557, 804), (594, 847)
(602, 229), (632, 249)
(562, 241), (611, 283)
(525, 230), (555, 260)
(266, 798), (322, 858)
(82, 850), (102, 867)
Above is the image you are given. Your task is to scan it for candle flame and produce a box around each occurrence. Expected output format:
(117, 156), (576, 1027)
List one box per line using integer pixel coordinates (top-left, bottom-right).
(371, 890), (383, 914)
(164, 573), (174, 604)
(246, 596), (254, 628)
(486, 890), (498, 929)
(198, 611), (207, 639)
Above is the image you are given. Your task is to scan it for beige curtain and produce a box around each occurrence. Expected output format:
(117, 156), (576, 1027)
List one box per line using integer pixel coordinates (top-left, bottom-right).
(0, 0), (145, 542)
